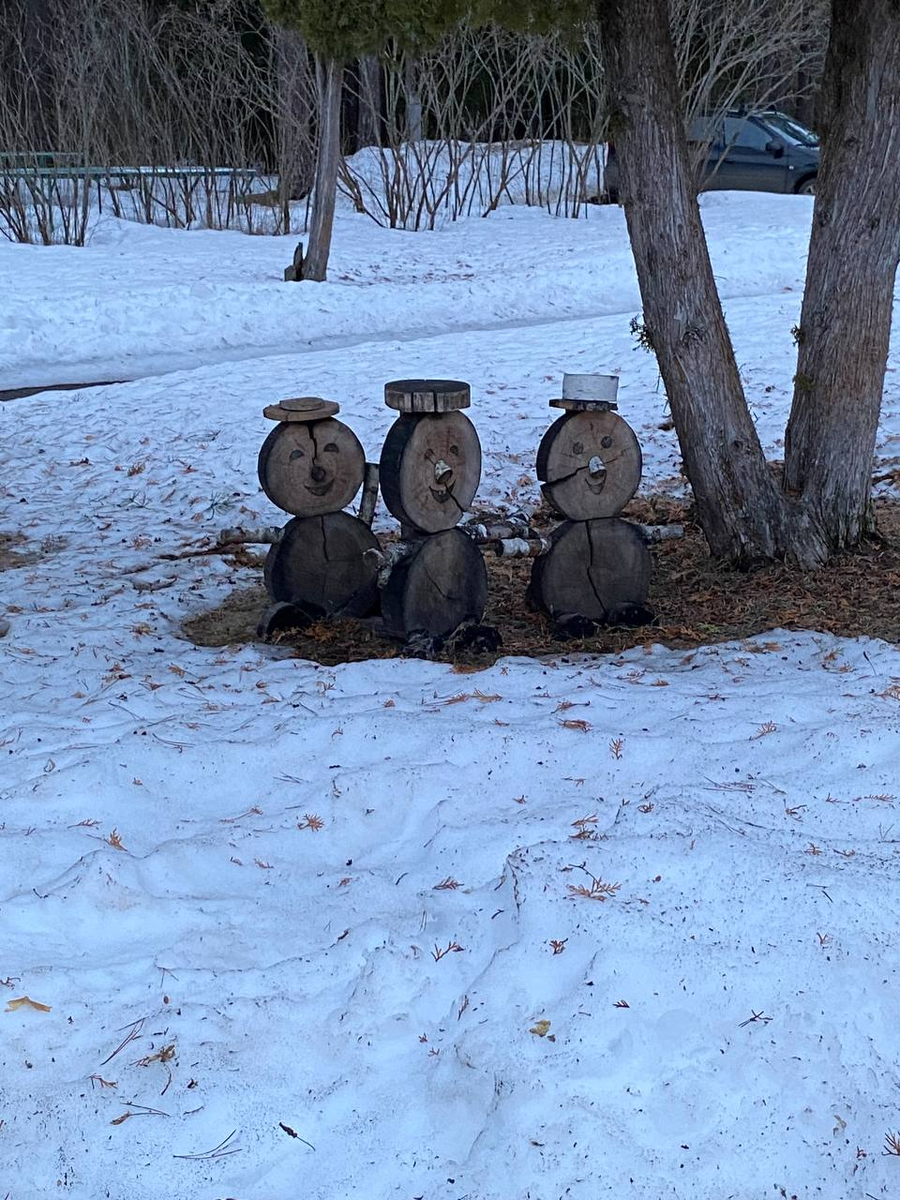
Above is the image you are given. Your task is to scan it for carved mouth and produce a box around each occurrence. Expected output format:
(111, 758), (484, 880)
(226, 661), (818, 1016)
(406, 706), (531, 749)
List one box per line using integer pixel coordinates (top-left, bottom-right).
(305, 480), (334, 497)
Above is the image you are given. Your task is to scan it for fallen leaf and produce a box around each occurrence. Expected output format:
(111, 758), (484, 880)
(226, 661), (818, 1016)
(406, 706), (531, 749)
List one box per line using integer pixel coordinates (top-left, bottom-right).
(6, 996), (51, 1013)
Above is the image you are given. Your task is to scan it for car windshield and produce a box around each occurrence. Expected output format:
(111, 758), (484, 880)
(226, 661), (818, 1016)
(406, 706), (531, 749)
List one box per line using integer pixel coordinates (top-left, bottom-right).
(758, 112), (819, 147)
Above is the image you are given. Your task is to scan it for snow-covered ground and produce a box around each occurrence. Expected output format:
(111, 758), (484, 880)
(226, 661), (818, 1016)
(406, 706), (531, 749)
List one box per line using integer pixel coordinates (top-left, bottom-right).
(2, 194), (900, 1199)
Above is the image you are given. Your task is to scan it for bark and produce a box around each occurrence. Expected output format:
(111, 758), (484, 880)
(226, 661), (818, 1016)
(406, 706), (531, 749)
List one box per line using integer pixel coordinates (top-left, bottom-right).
(595, 0), (814, 564)
(302, 56), (342, 282)
(357, 55), (383, 148)
(275, 27), (315, 201)
(404, 56), (423, 142)
(784, 0), (900, 547)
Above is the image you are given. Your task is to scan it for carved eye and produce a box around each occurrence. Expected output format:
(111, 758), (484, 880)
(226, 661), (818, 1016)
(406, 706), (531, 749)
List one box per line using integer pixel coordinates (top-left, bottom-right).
(449, 444), (460, 457)
(289, 448), (305, 461)
(572, 440), (584, 456)
(323, 442), (339, 453)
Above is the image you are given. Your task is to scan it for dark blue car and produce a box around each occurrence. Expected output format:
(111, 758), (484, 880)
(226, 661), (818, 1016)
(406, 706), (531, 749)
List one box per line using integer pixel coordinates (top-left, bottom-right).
(604, 109), (820, 201)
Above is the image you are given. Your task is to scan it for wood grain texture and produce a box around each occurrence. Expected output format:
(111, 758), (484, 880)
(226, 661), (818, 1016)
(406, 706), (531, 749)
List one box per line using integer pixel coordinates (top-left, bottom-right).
(263, 397), (339, 423)
(264, 512), (380, 619)
(258, 418), (365, 517)
(380, 411), (481, 533)
(528, 518), (650, 622)
(384, 378), (471, 413)
(536, 411), (641, 520)
(382, 528), (487, 639)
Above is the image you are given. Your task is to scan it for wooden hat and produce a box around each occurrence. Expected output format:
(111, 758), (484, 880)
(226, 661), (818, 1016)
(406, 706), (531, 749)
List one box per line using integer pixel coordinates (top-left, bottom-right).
(263, 396), (340, 423)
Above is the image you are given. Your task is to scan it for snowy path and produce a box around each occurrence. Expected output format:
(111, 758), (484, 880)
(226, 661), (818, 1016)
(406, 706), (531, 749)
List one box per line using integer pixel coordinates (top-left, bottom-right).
(3, 193), (900, 1199)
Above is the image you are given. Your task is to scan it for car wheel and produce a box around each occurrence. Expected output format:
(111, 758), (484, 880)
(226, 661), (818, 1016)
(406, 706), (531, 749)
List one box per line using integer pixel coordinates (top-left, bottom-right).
(796, 176), (816, 195)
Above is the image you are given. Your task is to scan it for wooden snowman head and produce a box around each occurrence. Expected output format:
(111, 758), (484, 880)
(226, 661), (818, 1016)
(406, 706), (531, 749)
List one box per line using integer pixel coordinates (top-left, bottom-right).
(536, 374), (642, 521)
(257, 397), (365, 518)
(379, 379), (482, 534)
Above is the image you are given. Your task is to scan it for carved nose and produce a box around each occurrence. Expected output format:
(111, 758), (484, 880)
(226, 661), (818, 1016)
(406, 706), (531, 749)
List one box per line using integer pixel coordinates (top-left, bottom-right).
(310, 464), (326, 482)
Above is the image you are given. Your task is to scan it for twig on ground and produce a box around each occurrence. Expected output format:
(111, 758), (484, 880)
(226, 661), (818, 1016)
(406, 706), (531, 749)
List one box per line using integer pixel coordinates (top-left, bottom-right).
(279, 1122), (316, 1150)
(100, 1016), (146, 1066)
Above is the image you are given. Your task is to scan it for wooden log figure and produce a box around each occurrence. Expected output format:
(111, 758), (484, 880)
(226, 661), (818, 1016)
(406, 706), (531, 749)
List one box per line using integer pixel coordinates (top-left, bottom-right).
(378, 379), (488, 644)
(257, 396), (379, 636)
(529, 374), (653, 632)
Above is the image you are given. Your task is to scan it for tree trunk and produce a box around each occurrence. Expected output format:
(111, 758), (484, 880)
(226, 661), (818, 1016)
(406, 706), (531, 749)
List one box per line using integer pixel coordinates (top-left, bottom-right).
(357, 55), (383, 148)
(783, 0), (900, 548)
(404, 56), (423, 142)
(595, 0), (811, 564)
(302, 56), (342, 282)
(275, 27), (315, 202)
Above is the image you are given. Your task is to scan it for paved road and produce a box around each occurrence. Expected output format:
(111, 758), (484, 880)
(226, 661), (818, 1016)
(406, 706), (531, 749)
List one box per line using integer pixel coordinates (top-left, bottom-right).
(0, 380), (124, 402)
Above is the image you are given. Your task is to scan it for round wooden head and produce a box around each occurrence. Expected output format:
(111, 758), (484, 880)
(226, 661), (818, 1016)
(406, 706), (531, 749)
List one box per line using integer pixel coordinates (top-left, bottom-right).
(536, 410), (641, 521)
(257, 418), (365, 517)
(379, 411), (481, 534)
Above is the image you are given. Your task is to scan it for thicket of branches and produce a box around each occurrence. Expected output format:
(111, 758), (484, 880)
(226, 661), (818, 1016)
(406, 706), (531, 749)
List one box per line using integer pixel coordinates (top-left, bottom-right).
(0, 0), (827, 244)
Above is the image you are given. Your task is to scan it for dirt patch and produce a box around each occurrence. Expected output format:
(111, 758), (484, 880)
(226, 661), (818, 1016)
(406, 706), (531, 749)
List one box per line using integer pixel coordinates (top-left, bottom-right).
(0, 531), (69, 573)
(0, 532), (41, 571)
(181, 496), (900, 665)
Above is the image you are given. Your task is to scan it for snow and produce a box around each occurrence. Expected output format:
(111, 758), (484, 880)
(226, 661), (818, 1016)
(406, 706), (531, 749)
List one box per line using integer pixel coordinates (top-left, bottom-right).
(3, 191), (900, 1199)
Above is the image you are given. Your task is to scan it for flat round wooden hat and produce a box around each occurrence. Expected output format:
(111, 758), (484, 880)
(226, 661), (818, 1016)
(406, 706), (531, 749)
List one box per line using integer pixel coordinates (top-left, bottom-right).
(384, 379), (471, 413)
(263, 396), (340, 423)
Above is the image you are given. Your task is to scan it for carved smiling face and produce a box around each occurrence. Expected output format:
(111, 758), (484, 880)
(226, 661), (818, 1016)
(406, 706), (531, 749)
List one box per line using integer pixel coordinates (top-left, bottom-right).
(536, 410), (642, 521)
(380, 411), (482, 534)
(258, 418), (365, 517)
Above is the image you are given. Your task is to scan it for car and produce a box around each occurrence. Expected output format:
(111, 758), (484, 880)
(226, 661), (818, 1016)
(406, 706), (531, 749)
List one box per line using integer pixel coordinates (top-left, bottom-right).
(603, 109), (819, 201)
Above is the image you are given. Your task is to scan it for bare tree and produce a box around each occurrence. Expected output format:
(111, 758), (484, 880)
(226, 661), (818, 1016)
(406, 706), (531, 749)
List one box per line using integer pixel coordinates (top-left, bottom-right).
(0, 0), (297, 243)
(672, 0), (827, 135)
(341, 22), (608, 229)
